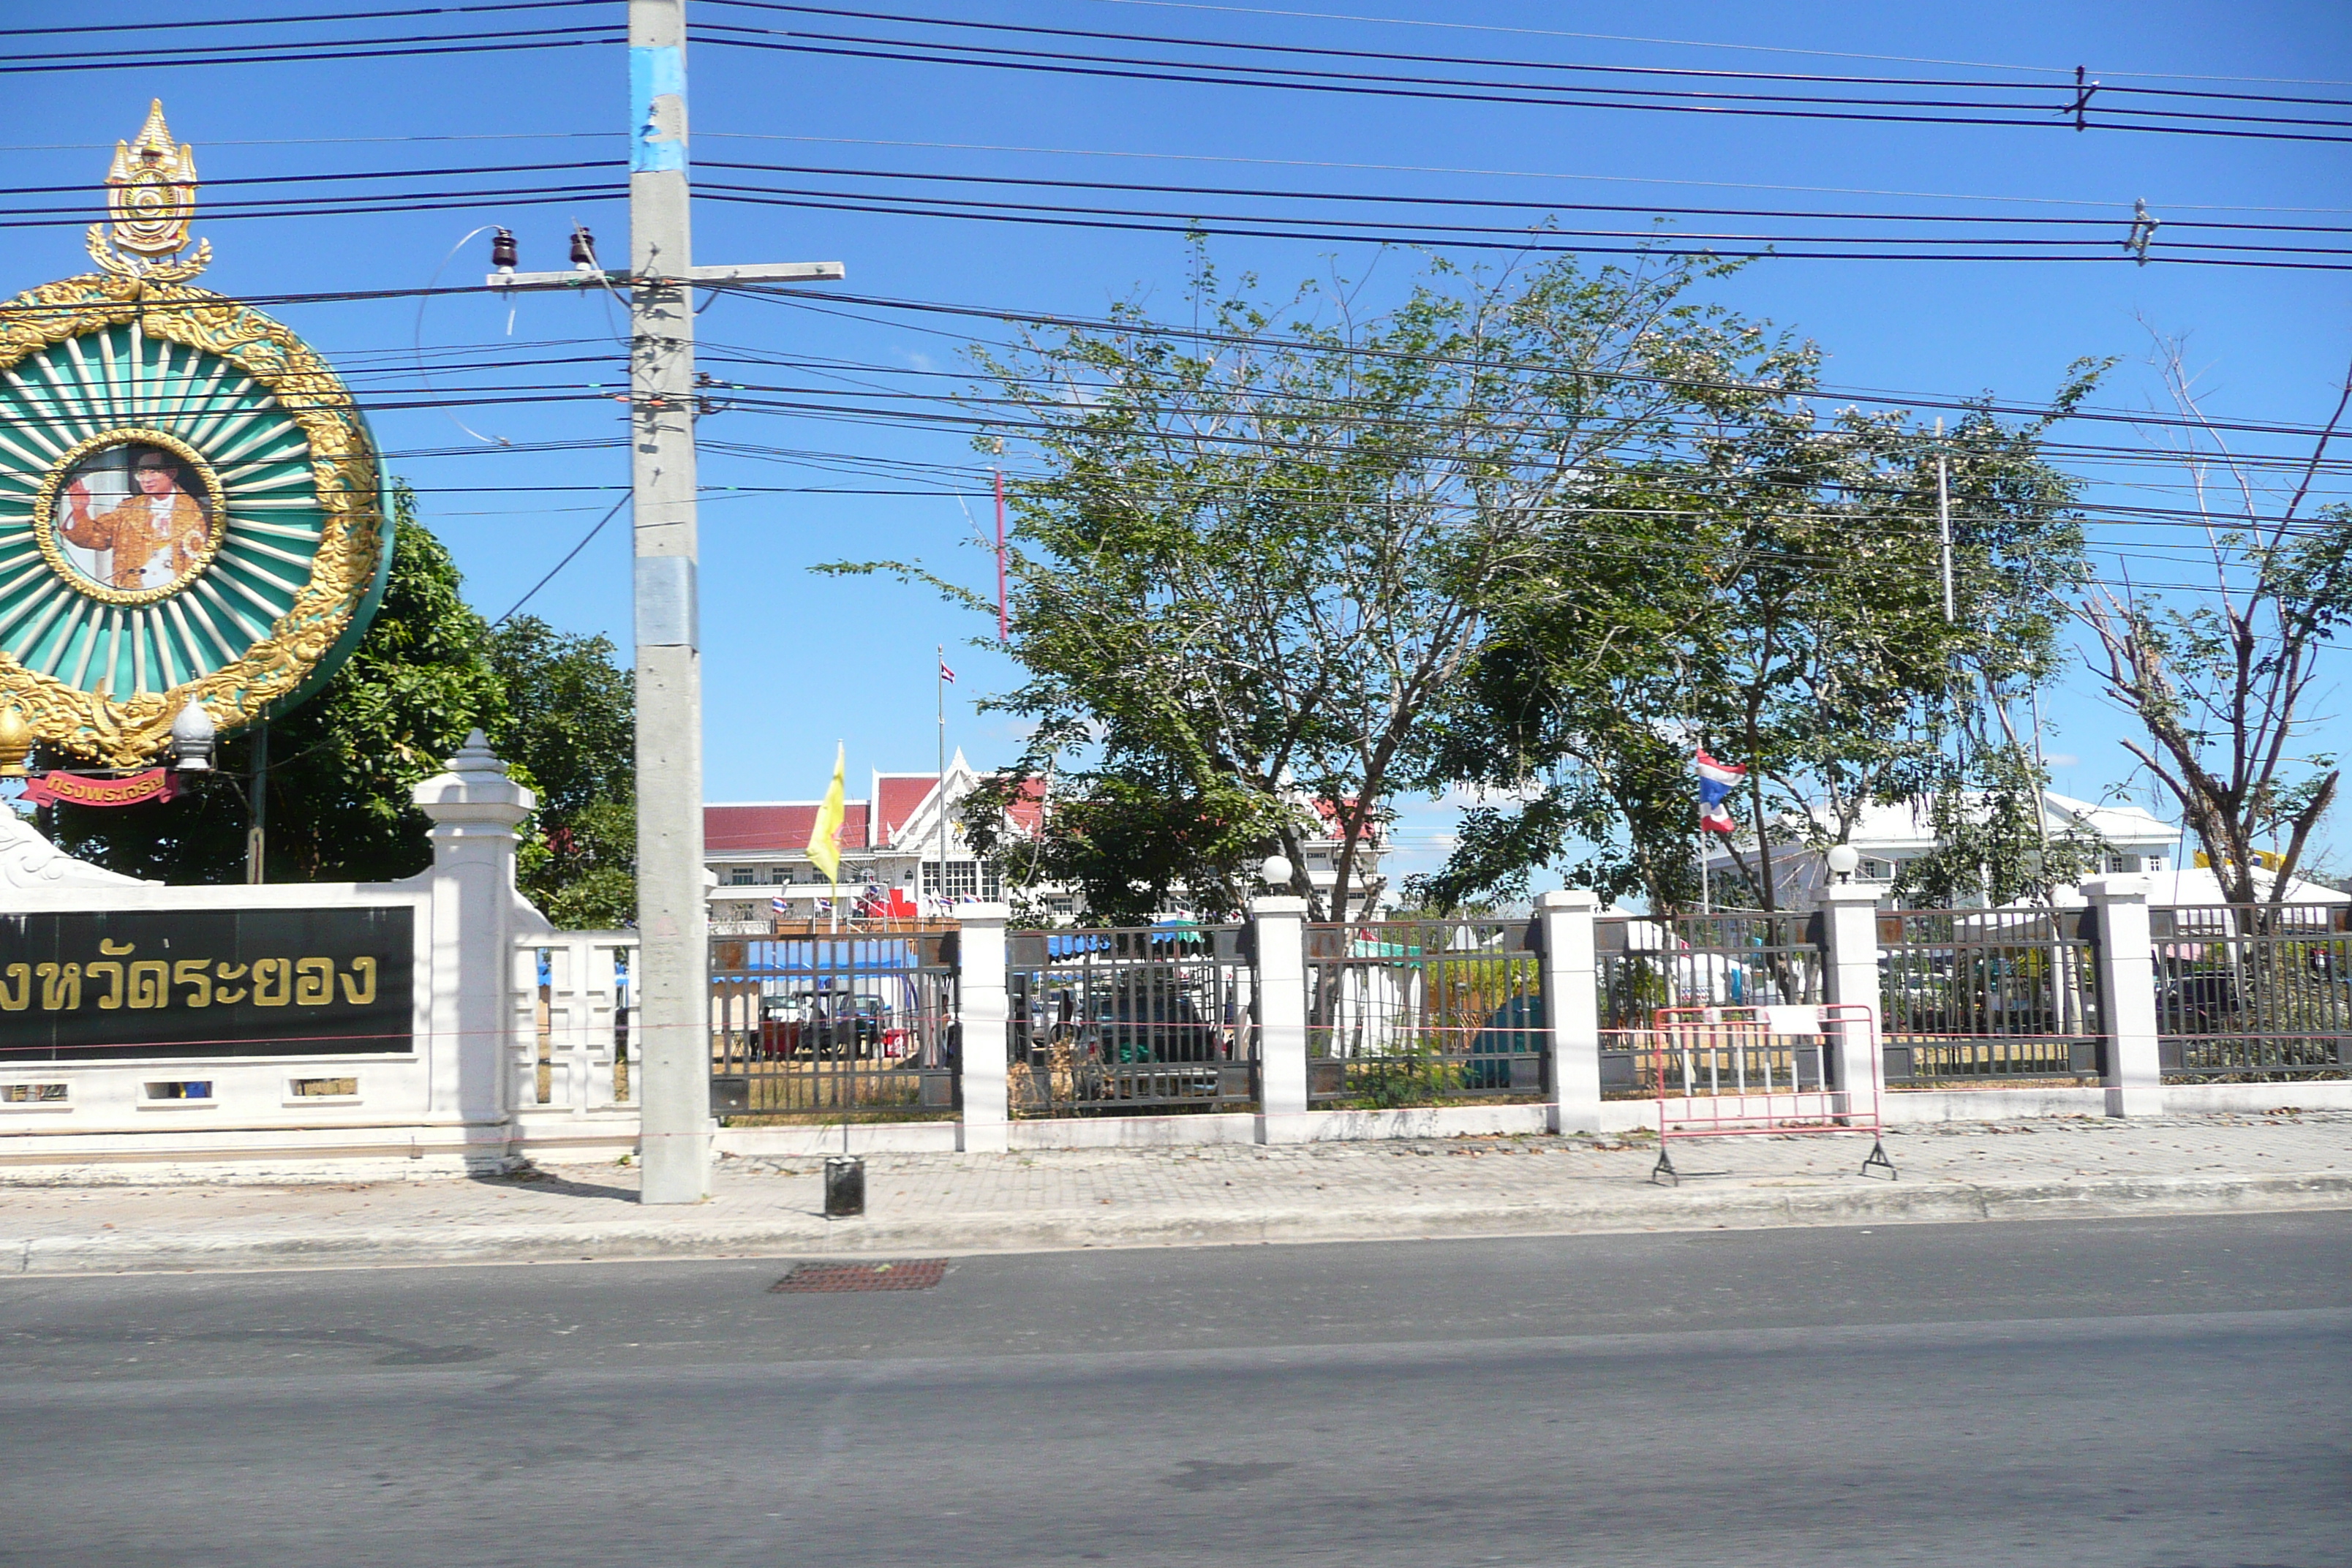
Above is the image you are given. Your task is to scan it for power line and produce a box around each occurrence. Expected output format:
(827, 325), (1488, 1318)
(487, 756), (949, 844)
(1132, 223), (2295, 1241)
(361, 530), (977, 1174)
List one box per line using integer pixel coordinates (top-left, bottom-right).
(1074, 0), (2352, 89)
(697, 133), (2352, 218)
(687, 180), (2352, 268)
(0, 1), (608, 38)
(689, 9), (2352, 142)
(703, 3), (2352, 110)
(0, 23), (624, 77)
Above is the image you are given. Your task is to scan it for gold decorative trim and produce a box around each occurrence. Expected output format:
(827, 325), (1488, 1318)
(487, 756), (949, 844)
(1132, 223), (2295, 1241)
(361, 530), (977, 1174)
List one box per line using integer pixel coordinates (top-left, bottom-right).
(29, 426), (230, 607)
(0, 273), (384, 768)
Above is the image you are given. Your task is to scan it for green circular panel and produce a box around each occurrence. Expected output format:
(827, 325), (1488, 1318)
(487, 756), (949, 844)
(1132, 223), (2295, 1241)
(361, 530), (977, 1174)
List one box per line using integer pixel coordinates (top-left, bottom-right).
(0, 277), (388, 767)
(0, 323), (322, 693)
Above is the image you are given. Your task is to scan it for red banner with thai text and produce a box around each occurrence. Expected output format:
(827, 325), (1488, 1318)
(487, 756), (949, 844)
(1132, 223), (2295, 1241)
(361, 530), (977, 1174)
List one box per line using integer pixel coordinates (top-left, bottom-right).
(21, 768), (178, 808)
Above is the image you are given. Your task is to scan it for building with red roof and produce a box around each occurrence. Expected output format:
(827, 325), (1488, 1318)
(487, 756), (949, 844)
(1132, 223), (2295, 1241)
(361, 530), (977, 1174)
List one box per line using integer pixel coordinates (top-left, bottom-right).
(704, 752), (1382, 927)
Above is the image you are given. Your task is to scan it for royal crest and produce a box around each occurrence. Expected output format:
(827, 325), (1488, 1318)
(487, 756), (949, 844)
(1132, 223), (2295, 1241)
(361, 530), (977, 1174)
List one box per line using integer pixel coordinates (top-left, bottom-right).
(85, 100), (211, 283)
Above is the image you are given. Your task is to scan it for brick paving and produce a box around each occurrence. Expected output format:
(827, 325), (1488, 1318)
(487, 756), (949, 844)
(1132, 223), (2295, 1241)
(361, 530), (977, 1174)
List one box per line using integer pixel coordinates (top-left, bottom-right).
(3, 1111), (2345, 1267)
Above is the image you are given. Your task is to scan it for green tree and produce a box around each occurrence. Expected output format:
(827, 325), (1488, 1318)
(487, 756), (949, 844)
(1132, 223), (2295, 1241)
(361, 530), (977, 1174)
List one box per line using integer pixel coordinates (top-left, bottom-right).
(1417, 374), (2100, 913)
(489, 615), (637, 928)
(842, 246), (1798, 921)
(55, 482), (502, 883)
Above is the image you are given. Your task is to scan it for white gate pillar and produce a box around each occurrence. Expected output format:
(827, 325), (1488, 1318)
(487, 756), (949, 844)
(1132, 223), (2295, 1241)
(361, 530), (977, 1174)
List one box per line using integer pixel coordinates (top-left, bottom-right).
(1536, 889), (1602, 1134)
(1815, 883), (1885, 1115)
(1252, 896), (1311, 1144)
(407, 731), (538, 1161)
(2084, 876), (2162, 1117)
(955, 903), (1010, 1153)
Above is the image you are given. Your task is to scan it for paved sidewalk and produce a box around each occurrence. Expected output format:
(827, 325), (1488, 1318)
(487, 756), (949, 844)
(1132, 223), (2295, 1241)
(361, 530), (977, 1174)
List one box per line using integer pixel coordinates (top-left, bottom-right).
(7, 1112), (2349, 1273)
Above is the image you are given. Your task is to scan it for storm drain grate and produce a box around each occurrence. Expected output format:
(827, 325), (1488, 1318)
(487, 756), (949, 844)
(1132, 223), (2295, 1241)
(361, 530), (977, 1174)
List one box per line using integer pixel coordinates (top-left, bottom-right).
(769, 1259), (949, 1293)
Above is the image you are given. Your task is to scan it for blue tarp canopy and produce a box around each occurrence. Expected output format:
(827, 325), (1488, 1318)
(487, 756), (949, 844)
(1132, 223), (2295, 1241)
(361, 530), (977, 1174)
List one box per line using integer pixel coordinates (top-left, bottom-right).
(722, 938), (926, 976)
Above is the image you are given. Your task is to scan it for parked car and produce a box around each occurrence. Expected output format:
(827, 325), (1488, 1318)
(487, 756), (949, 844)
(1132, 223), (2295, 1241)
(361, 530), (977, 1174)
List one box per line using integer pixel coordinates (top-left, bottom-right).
(758, 992), (886, 1060)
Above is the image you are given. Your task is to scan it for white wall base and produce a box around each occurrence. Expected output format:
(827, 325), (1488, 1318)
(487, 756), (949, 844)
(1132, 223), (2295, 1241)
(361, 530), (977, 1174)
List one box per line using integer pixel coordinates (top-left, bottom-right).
(2162, 1081), (2352, 1114)
(716, 1121), (961, 1158)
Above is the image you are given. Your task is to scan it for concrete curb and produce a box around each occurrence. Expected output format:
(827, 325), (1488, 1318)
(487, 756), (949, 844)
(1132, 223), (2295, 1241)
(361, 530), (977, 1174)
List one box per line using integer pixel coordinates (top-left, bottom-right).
(12, 1171), (2352, 1274)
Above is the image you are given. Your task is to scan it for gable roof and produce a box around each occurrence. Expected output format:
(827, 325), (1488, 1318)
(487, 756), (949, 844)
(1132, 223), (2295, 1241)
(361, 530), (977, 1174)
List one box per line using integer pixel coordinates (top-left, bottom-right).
(873, 774), (938, 846)
(704, 801), (871, 856)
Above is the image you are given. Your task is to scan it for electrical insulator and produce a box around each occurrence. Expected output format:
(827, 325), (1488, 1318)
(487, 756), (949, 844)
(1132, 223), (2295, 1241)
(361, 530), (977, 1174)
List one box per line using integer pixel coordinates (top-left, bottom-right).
(491, 227), (517, 274)
(570, 225), (597, 273)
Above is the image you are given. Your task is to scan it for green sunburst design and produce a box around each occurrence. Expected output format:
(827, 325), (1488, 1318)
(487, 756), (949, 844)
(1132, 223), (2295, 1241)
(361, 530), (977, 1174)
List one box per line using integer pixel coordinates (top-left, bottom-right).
(0, 318), (336, 701)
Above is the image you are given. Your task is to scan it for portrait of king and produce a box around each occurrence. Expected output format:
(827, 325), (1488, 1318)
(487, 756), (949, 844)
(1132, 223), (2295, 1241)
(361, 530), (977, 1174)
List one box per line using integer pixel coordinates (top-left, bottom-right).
(55, 442), (215, 595)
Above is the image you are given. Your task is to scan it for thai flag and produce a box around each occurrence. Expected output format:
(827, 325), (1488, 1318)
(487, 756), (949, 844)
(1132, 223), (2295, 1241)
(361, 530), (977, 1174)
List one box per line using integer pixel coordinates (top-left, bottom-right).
(1695, 747), (1746, 834)
(770, 892), (789, 915)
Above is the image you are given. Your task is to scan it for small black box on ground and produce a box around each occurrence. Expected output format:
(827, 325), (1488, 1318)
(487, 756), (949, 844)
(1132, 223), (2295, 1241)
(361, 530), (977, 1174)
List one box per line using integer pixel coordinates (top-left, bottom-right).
(823, 1156), (865, 1218)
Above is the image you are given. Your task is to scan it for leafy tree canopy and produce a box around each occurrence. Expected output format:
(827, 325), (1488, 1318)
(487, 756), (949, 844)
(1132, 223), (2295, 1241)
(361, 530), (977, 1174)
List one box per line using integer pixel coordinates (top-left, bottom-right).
(1416, 366), (2102, 914)
(838, 244), (1803, 921)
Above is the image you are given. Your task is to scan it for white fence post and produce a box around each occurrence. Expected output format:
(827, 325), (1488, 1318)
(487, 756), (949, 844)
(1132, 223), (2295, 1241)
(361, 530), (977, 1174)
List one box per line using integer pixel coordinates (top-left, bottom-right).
(1537, 890), (1602, 1134)
(2084, 876), (2162, 1117)
(1816, 883), (1886, 1115)
(1252, 896), (1311, 1144)
(409, 730), (538, 1162)
(956, 904), (1011, 1153)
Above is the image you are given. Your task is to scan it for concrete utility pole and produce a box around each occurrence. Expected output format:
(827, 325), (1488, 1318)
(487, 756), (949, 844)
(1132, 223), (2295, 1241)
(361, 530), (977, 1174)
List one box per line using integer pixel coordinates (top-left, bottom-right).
(492, 0), (842, 1202)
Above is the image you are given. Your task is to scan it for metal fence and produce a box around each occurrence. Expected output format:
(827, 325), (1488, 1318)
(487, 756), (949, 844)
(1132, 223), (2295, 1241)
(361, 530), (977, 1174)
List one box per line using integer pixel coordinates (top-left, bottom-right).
(707, 928), (960, 1120)
(2154, 905), (2352, 1081)
(1878, 907), (2103, 1085)
(1596, 911), (1823, 1097)
(1304, 919), (1545, 1107)
(1006, 925), (1257, 1116)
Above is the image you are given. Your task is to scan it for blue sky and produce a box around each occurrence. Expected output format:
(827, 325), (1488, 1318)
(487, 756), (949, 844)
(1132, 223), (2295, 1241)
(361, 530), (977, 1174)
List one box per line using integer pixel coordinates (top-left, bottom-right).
(5, 1), (2347, 883)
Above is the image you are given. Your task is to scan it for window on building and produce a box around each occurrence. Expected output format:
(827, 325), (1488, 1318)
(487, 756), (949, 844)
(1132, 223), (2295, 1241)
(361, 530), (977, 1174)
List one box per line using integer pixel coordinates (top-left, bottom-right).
(2106, 853), (2144, 874)
(728, 867), (758, 886)
(1858, 857), (1896, 883)
(923, 862), (984, 900)
(982, 862), (1003, 901)
(772, 867), (791, 884)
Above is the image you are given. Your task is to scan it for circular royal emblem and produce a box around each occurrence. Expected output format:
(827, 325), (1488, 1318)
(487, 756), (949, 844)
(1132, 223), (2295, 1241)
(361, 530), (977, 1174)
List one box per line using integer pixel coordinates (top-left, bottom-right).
(0, 105), (389, 769)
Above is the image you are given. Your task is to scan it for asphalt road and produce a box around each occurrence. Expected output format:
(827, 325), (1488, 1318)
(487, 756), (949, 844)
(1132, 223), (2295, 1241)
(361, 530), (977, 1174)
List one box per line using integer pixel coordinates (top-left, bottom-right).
(1, 1213), (2347, 1568)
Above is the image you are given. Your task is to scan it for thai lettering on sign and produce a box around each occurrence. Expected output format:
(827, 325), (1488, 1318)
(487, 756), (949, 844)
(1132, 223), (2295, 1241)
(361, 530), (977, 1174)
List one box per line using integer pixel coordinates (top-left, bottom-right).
(0, 906), (413, 1061)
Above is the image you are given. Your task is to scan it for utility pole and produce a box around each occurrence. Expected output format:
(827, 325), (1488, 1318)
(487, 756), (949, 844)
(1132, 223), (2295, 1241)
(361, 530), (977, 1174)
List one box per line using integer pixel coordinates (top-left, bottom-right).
(490, 0), (842, 1203)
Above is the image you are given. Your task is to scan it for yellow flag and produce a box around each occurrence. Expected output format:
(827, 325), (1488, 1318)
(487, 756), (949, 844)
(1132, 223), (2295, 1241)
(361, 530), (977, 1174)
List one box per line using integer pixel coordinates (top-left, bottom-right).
(807, 742), (846, 884)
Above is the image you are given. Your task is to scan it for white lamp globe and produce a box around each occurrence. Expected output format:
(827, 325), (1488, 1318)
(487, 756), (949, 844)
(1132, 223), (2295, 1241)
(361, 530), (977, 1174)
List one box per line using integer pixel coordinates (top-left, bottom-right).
(168, 700), (216, 773)
(1259, 853), (1294, 889)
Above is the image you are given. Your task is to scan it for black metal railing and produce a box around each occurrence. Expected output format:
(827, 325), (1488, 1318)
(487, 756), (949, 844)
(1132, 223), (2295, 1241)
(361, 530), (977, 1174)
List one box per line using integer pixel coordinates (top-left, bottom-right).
(708, 929), (959, 1120)
(1304, 919), (1545, 1107)
(1878, 907), (2103, 1085)
(1007, 924), (1257, 1116)
(2155, 904), (2352, 1081)
(1596, 911), (1823, 1096)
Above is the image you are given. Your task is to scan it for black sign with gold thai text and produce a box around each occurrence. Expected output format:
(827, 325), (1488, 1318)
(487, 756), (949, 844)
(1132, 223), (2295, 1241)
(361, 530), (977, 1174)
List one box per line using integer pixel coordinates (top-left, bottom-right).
(0, 906), (412, 1061)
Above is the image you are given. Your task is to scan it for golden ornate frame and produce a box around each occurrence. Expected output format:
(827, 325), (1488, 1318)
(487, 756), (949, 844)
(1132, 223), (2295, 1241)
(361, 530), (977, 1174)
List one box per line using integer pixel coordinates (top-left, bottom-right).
(29, 426), (230, 606)
(0, 272), (383, 768)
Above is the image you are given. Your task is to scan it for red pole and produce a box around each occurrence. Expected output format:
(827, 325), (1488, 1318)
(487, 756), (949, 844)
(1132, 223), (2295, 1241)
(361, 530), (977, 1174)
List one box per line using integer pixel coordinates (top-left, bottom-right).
(993, 463), (1009, 643)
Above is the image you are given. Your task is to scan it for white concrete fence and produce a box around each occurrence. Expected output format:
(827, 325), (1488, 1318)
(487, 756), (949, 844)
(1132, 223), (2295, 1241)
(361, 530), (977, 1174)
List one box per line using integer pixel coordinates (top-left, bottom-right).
(3, 729), (2342, 1178)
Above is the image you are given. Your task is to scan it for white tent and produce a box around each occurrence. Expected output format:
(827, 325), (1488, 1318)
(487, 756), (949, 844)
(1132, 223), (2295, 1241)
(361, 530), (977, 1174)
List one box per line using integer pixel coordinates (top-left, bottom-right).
(2141, 866), (2349, 908)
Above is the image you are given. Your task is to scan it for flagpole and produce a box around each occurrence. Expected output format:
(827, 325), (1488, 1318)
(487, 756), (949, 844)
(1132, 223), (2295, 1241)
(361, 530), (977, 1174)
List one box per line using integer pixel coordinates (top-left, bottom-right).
(992, 448), (1009, 644)
(936, 644), (949, 921)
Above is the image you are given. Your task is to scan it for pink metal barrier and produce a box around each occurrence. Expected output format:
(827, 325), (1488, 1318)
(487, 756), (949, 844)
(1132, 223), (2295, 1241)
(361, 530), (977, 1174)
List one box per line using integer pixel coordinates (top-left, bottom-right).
(1647, 1003), (1894, 1185)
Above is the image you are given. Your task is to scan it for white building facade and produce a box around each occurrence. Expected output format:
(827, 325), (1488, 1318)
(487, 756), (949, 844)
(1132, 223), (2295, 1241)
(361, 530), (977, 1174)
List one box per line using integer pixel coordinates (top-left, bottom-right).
(1701, 790), (2185, 908)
